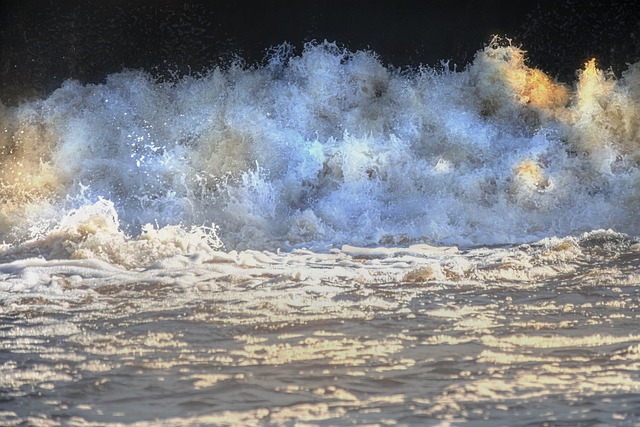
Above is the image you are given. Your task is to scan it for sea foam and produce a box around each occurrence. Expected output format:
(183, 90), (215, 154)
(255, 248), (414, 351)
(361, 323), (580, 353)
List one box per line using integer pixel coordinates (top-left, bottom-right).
(1, 39), (640, 256)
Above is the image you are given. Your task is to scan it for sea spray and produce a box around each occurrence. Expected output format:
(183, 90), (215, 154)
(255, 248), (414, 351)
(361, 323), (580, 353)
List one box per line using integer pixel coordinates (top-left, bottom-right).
(1, 39), (640, 253)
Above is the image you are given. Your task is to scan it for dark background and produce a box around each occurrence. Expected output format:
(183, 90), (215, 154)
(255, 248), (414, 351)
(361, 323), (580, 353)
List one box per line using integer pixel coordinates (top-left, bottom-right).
(1, 0), (639, 105)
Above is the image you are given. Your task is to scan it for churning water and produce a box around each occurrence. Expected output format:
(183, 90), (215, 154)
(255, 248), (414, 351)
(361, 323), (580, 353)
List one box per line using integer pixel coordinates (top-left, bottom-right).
(2, 40), (640, 426)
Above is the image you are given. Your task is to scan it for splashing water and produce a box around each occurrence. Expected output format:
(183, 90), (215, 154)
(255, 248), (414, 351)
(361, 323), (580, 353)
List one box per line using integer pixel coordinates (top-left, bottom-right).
(1, 39), (640, 256)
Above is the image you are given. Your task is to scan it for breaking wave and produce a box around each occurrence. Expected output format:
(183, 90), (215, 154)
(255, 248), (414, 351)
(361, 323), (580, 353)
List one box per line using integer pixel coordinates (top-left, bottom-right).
(2, 39), (640, 258)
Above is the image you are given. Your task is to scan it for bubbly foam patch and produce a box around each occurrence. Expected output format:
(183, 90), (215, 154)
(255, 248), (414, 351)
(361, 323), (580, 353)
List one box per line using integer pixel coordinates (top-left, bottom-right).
(2, 39), (640, 253)
(0, 199), (221, 268)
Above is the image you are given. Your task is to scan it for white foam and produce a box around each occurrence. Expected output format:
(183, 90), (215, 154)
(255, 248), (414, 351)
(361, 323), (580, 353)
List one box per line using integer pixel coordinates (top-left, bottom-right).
(2, 39), (640, 254)
(0, 199), (221, 268)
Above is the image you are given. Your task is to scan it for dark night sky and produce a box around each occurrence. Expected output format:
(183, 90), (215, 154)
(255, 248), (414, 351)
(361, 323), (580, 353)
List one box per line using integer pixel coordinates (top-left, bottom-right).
(1, 0), (639, 105)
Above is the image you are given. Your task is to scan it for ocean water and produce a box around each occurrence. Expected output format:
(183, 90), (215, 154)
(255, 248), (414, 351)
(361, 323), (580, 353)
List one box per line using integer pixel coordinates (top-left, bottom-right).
(2, 40), (640, 426)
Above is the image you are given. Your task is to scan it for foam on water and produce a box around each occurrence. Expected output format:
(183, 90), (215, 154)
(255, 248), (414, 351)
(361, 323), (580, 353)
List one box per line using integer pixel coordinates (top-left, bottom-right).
(2, 39), (640, 260)
(1, 223), (639, 425)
